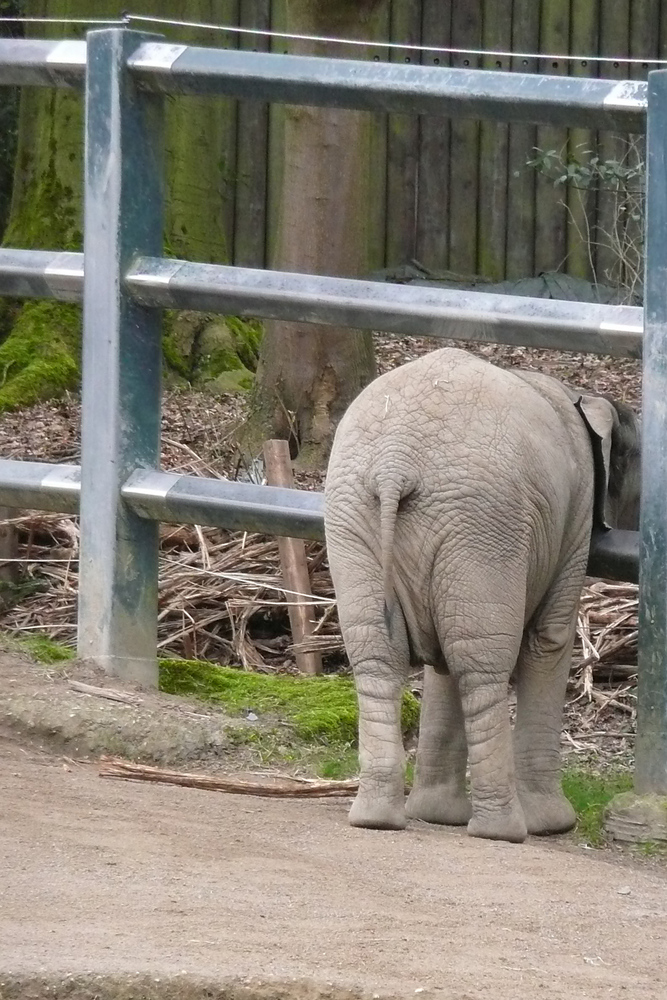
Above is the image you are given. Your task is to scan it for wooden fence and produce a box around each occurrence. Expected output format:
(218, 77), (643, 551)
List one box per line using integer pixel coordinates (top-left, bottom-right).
(10, 1), (665, 286)
(213, 0), (660, 287)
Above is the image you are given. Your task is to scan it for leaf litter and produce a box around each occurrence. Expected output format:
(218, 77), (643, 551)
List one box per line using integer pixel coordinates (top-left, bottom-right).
(0, 334), (642, 768)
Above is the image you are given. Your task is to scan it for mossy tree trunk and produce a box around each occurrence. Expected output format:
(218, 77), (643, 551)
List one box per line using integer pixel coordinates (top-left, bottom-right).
(250, 0), (388, 469)
(0, 6), (22, 238)
(0, 0), (246, 411)
(0, 5), (24, 349)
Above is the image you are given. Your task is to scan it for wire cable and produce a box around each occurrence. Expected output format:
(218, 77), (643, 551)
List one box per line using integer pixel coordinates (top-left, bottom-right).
(0, 17), (127, 25)
(1, 12), (666, 66)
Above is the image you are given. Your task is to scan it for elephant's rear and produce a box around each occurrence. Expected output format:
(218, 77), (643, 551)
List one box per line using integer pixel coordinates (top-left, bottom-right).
(325, 347), (591, 659)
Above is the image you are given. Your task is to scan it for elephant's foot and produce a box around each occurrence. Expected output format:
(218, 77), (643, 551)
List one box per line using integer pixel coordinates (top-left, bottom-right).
(405, 784), (472, 826)
(349, 791), (407, 831)
(517, 788), (576, 835)
(467, 800), (527, 843)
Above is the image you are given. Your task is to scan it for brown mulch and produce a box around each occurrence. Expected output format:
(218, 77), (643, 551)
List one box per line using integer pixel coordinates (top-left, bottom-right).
(0, 334), (642, 765)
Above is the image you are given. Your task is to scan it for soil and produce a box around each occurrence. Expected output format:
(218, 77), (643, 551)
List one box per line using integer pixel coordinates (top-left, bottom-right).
(2, 644), (667, 1000)
(0, 333), (655, 998)
(0, 642), (254, 771)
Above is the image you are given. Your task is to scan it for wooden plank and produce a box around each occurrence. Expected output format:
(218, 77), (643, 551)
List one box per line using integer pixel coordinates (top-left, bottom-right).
(385, 0), (422, 267)
(661, 0), (667, 61)
(596, 0), (631, 287)
(623, 0), (659, 297)
(505, 0), (540, 279)
(233, 0), (271, 268)
(266, 0), (288, 267)
(263, 440), (322, 676)
(448, 0), (482, 277)
(477, 0), (512, 279)
(566, 1), (600, 280)
(416, 0), (453, 271)
(629, 0), (659, 78)
(366, 4), (392, 273)
(534, 0), (570, 275)
(164, 1), (240, 263)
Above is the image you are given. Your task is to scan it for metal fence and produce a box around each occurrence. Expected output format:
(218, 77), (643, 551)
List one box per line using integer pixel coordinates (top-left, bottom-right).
(0, 28), (664, 795)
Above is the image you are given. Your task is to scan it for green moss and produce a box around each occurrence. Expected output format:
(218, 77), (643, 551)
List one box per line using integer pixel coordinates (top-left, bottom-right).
(224, 315), (263, 371)
(0, 300), (80, 411)
(0, 631), (75, 665)
(563, 767), (634, 846)
(20, 635), (75, 664)
(159, 658), (420, 745)
(199, 323), (246, 376)
(208, 369), (255, 394)
(161, 314), (192, 381)
(0, 297), (20, 344)
(3, 91), (81, 253)
(161, 311), (263, 393)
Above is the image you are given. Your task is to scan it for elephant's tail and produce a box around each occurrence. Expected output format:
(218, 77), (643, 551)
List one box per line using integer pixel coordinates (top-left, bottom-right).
(378, 480), (403, 636)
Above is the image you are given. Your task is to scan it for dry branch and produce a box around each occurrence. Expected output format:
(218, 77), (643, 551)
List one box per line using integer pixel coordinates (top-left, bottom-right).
(99, 757), (359, 797)
(68, 680), (142, 705)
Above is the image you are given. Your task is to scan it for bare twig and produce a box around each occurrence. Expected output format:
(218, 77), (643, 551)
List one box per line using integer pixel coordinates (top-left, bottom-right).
(68, 680), (143, 705)
(99, 757), (359, 796)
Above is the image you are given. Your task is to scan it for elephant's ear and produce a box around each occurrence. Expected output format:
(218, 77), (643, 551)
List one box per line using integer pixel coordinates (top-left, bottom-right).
(574, 395), (616, 531)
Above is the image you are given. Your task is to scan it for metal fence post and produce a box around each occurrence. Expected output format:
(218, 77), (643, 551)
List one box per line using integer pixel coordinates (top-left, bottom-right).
(77, 28), (164, 686)
(636, 69), (667, 795)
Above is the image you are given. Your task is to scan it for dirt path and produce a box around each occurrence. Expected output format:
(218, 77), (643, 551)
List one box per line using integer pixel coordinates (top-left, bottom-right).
(2, 737), (666, 1000)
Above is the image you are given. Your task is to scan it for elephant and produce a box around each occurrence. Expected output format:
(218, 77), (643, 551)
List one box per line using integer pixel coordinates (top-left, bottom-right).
(324, 347), (640, 843)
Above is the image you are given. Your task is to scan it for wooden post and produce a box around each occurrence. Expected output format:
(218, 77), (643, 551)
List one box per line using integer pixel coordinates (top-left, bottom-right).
(263, 439), (322, 675)
(0, 507), (18, 588)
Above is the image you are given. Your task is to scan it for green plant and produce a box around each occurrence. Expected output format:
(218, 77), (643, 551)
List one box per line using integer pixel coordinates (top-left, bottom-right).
(317, 744), (359, 779)
(0, 632), (75, 665)
(528, 139), (645, 300)
(159, 658), (420, 746)
(562, 767), (633, 846)
(20, 635), (75, 664)
(632, 840), (667, 858)
(0, 300), (81, 411)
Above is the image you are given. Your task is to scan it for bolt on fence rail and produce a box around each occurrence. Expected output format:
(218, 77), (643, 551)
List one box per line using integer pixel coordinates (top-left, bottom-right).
(0, 28), (664, 796)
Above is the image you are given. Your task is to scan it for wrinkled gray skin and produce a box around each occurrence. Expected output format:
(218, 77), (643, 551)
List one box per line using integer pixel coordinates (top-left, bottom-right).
(324, 348), (640, 843)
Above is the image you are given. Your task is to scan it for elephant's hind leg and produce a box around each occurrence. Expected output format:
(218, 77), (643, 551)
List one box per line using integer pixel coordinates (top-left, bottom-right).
(405, 665), (471, 825)
(513, 556), (585, 835)
(329, 543), (410, 831)
(436, 571), (528, 843)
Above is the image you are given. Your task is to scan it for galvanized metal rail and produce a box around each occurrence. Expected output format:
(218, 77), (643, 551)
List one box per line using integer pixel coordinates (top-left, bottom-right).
(0, 28), (662, 793)
(126, 43), (648, 131)
(0, 459), (638, 582)
(0, 38), (85, 87)
(0, 248), (644, 357)
(0, 37), (647, 132)
(0, 249), (83, 301)
(126, 258), (644, 358)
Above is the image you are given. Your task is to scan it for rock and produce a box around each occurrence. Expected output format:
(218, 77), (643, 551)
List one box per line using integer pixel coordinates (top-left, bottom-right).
(604, 791), (667, 843)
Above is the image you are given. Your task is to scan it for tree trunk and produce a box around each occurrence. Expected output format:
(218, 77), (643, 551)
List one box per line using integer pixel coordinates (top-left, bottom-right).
(0, 0), (243, 410)
(0, 7), (22, 240)
(251, 0), (388, 469)
(0, 6), (23, 345)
